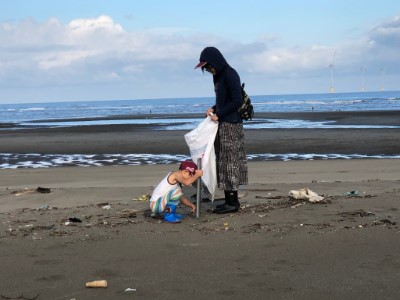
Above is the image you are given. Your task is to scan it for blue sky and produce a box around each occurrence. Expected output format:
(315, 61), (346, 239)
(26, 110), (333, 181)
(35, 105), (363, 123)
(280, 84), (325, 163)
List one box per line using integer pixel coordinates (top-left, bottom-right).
(0, 0), (399, 103)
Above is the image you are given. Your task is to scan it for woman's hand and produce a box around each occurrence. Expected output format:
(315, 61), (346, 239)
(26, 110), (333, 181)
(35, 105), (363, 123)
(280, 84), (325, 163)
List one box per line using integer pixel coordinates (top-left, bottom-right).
(206, 108), (219, 122)
(210, 114), (219, 122)
(206, 108), (214, 117)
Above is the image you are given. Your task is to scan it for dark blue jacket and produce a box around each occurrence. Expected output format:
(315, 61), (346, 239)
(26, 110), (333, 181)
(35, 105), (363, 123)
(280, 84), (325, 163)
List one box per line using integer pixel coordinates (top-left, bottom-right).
(199, 47), (243, 124)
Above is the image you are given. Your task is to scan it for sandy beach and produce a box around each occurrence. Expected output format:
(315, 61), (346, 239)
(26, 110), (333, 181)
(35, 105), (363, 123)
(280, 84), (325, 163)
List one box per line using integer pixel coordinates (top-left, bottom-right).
(0, 111), (400, 299)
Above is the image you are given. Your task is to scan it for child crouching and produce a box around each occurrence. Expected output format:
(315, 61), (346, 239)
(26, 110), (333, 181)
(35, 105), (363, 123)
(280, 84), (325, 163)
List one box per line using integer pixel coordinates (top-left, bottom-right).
(150, 161), (203, 223)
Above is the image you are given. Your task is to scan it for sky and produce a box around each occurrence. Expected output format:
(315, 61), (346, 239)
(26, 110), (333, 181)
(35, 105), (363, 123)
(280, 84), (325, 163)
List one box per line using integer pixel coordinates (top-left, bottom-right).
(1, 0), (400, 103)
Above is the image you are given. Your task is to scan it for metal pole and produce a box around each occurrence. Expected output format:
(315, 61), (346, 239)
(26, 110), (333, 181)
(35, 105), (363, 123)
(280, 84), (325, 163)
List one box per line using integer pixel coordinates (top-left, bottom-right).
(196, 158), (202, 219)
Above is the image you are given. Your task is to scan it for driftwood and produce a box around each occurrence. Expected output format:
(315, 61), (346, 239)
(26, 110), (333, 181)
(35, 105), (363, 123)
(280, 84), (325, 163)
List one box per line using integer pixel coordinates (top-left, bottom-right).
(11, 187), (51, 196)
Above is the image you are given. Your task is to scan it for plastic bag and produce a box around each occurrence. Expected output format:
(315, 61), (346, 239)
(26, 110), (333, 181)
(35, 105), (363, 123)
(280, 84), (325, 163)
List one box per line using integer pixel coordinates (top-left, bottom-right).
(184, 116), (218, 200)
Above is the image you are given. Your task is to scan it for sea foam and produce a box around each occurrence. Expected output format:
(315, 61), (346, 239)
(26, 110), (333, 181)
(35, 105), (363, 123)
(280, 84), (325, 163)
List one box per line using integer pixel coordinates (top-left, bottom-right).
(1, 153), (400, 169)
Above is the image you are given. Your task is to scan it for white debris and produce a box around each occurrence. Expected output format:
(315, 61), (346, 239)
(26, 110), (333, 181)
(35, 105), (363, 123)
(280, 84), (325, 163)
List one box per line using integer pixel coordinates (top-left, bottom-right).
(289, 188), (324, 203)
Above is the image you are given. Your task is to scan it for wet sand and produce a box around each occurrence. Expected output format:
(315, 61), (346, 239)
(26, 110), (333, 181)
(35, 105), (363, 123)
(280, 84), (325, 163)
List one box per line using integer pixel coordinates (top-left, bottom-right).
(0, 110), (400, 155)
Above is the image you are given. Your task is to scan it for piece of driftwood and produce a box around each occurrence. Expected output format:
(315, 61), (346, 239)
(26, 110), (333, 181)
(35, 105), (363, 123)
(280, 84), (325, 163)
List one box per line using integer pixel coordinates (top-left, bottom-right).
(12, 187), (51, 196)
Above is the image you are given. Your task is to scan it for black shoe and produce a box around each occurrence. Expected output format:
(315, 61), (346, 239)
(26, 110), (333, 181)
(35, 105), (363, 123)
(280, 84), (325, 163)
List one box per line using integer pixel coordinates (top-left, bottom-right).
(215, 202), (225, 209)
(215, 202), (239, 210)
(212, 205), (224, 213)
(213, 204), (239, 214)
(212, 203), (225, 213)
(213, 191), (231, 211)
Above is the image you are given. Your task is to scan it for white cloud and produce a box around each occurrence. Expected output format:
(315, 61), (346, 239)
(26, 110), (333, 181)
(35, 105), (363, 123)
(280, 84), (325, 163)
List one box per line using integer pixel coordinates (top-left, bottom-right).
(0, 15), (199, 86)
(68, 15), (124, 34)
(369, 15), (400, 45)
(243, 45), (335, 75)
(0, 14), (399, 102)
(37, 50), (93, 69)
(364, 15), (400, 73)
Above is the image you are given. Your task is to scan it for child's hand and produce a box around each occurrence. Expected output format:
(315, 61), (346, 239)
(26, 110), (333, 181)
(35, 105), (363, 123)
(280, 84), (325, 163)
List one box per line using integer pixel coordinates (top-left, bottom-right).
(191, 204), (196, 213)
(195, 170), (203, 177)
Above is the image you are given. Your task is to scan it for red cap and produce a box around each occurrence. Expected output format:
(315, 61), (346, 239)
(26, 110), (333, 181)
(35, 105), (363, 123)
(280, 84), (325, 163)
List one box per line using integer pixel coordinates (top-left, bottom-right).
(194, 61), (207, 69)
(179, 160), (197, 175)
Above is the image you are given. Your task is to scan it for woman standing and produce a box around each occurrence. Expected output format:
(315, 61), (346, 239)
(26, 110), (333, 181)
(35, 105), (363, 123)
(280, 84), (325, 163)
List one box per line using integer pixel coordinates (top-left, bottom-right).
(195, 47), (248, 214)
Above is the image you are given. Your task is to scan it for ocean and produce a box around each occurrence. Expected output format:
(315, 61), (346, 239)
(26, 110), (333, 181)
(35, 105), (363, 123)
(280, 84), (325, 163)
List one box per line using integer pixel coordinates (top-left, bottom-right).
(1, 90), (400, 168)
(1, 90), (400, 125)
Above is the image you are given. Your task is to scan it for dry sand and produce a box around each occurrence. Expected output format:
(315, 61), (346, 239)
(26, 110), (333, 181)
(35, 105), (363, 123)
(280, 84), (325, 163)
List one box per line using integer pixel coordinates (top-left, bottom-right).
(0, 110), (400, 299)
(0, 160), (399, 300)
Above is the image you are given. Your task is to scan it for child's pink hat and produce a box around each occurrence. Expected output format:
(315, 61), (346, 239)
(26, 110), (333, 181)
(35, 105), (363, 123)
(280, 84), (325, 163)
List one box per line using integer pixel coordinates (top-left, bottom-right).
(179, 160), (197, 175)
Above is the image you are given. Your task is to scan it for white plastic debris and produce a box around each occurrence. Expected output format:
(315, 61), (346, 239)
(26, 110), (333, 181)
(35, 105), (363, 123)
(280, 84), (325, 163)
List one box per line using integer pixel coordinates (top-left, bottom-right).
(289, 188), (324, 203)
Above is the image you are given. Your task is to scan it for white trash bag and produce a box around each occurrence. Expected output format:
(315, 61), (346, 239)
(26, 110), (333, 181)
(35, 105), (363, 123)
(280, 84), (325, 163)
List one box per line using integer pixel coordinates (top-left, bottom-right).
(184, 116), (218, 200)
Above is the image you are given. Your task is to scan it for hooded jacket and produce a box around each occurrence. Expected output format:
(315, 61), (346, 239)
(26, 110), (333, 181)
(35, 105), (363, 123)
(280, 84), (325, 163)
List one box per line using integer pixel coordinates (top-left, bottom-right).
(199, 47), (243, 123)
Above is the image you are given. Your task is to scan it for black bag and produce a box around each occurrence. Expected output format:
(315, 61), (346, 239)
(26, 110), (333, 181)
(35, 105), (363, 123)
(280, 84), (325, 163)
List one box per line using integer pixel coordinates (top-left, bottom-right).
(238, 83), (254, 121)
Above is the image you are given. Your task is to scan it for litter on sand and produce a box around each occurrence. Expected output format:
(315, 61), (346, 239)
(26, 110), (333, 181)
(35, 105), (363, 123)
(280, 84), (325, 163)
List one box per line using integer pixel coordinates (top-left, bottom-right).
(342, 190), (359, 197)
(68, 217), (82, 223)
(289, 188), (324, 203)
(133, 194), (150, 201)
(85, 280), (108, 288)
(12, 186), (51, 196)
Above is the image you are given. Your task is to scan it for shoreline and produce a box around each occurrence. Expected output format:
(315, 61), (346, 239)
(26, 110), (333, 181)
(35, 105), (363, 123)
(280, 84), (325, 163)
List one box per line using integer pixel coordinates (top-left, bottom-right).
(2, 109), (400, 126)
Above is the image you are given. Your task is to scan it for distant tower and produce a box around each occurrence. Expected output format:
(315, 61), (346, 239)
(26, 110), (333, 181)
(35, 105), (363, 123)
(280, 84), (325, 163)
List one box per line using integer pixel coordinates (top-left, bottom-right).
(329, 51), (336, 93)
(360, 65), (365, 92)
(380, 68), (385, 91)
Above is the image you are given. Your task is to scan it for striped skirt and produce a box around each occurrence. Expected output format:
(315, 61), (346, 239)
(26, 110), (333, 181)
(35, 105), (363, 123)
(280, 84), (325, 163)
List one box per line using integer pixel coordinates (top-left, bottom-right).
(215, 122), (248, 191)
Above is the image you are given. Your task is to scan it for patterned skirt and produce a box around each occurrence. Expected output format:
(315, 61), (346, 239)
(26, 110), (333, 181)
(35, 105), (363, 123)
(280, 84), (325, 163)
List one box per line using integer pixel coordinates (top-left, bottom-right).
(215, 122), (248, 191)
